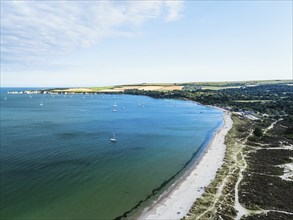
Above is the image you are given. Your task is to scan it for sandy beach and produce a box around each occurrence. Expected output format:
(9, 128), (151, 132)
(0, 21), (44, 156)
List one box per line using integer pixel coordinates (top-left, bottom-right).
(138, 110), (233, 220)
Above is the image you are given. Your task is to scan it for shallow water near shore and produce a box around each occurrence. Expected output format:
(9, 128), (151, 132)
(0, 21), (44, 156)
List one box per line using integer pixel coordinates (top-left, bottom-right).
(1, 91), (223, 220)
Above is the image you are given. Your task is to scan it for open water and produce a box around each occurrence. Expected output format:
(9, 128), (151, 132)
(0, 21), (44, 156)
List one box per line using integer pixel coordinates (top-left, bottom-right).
(0, 89), (223, 220)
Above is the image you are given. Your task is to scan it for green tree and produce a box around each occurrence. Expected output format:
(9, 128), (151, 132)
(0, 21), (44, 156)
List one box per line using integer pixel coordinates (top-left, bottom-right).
(253, 127), (263, 137)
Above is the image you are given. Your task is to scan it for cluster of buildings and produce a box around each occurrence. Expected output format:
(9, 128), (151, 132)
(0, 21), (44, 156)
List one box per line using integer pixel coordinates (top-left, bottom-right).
(7, 90), (42, 94)
(233, 110), (260, 120)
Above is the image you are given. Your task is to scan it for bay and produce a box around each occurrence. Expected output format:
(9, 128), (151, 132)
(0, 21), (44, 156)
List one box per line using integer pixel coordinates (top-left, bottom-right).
(0, 91), (223, 220)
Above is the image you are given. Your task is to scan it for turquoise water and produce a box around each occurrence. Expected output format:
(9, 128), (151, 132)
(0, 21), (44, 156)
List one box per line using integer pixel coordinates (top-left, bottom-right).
(0, 90), (223, 220)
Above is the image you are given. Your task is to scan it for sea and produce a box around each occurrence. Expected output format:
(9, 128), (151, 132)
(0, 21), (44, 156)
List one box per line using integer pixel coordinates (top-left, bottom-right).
(0, 88), (223, 220)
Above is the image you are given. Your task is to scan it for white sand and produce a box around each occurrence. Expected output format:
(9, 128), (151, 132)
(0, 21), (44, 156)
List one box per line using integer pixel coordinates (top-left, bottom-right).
(277, 157), (293, 182)
(138, 110), (233, 220)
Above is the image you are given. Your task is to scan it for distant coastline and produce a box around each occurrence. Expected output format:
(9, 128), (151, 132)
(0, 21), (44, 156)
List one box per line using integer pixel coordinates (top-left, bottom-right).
(3, 80), (293, 219)
(5, 79), (292, 95)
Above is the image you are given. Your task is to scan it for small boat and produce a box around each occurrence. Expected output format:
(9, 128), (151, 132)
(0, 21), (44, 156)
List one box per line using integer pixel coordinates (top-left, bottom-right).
(40, 101), (43, 106)
(110, 133), (117, 142)
(4, 96), (7, 100)
(113, 105), (117, 112)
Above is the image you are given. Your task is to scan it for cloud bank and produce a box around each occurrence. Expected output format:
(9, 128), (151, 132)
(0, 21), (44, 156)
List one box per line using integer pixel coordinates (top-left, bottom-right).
(1, 0), (183, 70)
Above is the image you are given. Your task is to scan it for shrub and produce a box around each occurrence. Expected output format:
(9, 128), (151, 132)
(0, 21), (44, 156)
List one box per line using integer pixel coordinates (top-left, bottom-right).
(253, 127), (263, 137)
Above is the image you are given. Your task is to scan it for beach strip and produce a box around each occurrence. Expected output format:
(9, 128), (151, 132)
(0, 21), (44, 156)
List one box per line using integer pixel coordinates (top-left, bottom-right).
(138, 110), (233, 220)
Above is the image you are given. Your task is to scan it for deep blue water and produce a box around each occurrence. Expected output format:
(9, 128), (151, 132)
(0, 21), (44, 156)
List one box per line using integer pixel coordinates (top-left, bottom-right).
(0, 90), (223, 220)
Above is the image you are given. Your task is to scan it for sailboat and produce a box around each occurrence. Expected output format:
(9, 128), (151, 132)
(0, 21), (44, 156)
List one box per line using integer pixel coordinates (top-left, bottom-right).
(40, 101), (43, 106)
(112, 105), (117, 112)
(110, 132), (117, 142)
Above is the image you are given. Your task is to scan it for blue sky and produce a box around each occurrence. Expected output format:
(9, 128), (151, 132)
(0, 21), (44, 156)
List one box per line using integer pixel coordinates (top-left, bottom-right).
(1, 0), (292, 87)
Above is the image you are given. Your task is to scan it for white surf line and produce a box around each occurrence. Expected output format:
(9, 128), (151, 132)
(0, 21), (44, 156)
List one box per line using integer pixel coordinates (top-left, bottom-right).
(138, 111), (233, 220)
(190, 116), (253, 220)
(196, 121), (244, 220)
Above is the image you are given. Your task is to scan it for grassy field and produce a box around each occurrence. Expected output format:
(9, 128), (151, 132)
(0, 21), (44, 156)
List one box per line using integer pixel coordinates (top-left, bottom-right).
(89, 86), (114, 91)
(44, 79), (292, 93)
(49, 84), (184, 93)
(201, 86), (242, 90)
(184, 79), (291, 86)
(183, 80), (292, 91)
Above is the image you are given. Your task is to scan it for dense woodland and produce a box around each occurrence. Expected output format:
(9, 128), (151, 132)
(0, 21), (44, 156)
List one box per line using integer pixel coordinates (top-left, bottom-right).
(124, 83), (293, 139)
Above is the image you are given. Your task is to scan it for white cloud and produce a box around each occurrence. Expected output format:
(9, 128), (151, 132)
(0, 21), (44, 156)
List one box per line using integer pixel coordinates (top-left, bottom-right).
(1, 0), (184, 70)
(165, 1), (184, 21)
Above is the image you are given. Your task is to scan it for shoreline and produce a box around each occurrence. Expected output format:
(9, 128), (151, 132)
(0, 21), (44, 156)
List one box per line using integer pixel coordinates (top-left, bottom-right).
(138, 109), (233, 220)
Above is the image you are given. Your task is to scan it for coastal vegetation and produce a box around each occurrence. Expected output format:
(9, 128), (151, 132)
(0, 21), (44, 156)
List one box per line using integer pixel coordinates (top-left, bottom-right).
(124, 81), (293, 132)
(13, 80), (293, 219)
(183, 114), (293, 219)
(123, 81), (293, 219)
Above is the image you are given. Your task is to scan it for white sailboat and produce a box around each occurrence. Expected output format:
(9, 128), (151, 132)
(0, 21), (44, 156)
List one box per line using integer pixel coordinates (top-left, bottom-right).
(40, 101), (43, 106)
(112, 105), (117, 112)
(110, 132), (117, 142)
